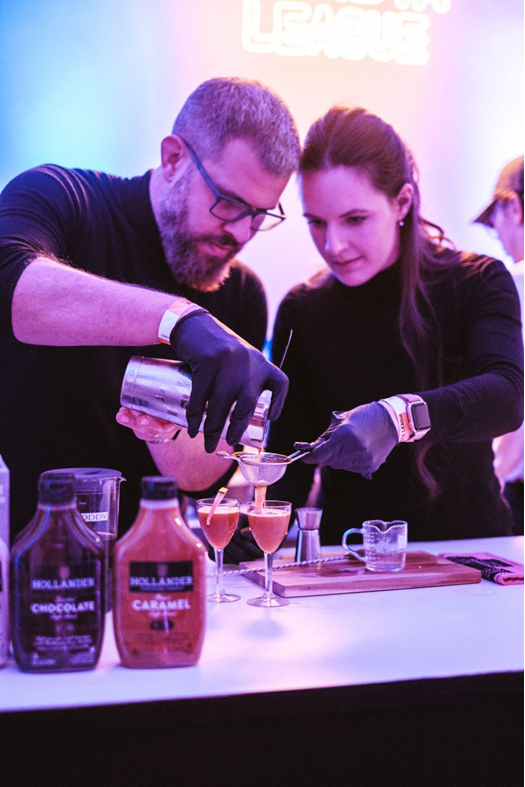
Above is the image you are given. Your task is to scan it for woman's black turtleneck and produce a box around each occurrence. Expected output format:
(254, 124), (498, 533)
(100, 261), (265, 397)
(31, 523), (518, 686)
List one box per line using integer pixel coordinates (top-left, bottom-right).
(267, 256), (523, 543)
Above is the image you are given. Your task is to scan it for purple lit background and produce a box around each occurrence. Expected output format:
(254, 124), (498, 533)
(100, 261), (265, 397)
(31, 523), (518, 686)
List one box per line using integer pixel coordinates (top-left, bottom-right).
(0, 0), (522, 331)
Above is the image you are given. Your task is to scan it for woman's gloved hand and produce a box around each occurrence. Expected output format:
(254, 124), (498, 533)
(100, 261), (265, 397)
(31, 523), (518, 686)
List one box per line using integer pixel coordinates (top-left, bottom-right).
(170, 310), (289, 453)
(295, 402), (399, 477)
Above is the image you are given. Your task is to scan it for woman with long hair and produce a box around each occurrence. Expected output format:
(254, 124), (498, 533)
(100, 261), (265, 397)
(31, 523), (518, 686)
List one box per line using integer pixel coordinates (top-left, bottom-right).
(267, 107), (523, 544)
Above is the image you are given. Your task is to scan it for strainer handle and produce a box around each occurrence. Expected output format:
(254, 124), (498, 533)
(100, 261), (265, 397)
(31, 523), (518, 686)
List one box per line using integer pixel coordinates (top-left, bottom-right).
(287, 450), (312, 464)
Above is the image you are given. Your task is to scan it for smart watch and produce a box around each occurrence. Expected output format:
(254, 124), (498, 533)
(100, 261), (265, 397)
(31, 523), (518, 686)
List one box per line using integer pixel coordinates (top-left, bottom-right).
(378, 394), (431, 442)
(402, 397), (432, 440)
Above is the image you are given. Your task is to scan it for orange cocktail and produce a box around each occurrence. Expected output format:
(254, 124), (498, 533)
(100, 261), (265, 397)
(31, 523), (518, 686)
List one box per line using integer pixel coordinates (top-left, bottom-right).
(196, 497), (240, 603)
(197, 505), (238, 550)
(247, 500), (291, 608)
(247, 507), (290, 554)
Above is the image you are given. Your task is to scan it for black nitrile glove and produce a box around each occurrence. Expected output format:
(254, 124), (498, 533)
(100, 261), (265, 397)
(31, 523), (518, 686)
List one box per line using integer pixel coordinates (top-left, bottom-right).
(295, 402), (398, 477)
(207, 526), (264, 565)
(170, 310), (289, 453)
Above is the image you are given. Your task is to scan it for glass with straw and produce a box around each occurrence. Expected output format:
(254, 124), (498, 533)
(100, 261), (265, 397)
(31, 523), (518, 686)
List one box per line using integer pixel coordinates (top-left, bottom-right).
(196, 492), (240, 603)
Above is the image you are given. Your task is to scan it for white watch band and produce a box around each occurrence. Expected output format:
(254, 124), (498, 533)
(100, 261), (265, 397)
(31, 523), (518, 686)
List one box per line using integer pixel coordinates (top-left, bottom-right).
(378, 396), (411, 442)
(379, 395), (430, 443)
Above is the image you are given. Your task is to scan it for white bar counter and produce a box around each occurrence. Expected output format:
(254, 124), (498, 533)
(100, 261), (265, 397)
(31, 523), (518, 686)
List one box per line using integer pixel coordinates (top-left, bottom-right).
(1, 536), (522, 712)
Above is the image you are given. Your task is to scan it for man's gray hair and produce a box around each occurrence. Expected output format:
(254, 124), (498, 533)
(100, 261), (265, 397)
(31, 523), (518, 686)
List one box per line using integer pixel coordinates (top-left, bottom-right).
(172, 77), (300, 177)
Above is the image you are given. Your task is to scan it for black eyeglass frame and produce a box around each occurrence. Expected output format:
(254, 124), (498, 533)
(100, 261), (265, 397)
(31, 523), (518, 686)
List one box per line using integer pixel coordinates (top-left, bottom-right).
(180, 138), (286, 231)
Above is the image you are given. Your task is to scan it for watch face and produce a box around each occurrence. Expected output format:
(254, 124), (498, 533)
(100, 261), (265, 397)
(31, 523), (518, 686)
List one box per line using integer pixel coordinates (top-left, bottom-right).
(412, 402), (431, 430)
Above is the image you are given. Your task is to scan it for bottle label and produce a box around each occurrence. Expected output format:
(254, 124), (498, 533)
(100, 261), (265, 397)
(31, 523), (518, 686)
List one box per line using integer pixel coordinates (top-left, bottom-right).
(115, 558), (205, 663)
(23, 562), (102, 667)
(129, 561), (193, 593)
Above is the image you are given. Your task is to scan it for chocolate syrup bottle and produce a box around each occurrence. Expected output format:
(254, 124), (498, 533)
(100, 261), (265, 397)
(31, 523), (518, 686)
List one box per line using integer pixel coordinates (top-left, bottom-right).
(0, 535), (8, 667)
(114, 477), (206, 668)
(10, 473), (105, 672)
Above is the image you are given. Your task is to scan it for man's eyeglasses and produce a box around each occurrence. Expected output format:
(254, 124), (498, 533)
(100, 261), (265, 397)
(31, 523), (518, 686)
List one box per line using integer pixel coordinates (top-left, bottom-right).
(181, 139), (286, 232)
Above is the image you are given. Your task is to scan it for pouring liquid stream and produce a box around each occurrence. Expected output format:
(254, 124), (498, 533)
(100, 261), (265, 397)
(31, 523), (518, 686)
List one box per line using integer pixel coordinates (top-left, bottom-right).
(254, 446), (266, 511)
(254, 485), (266, 511)
(252, 328), (291, 512)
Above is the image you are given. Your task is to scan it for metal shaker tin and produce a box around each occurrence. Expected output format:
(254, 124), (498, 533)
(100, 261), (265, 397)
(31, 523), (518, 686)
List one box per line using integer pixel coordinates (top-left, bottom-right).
(120, 356), (272, 449)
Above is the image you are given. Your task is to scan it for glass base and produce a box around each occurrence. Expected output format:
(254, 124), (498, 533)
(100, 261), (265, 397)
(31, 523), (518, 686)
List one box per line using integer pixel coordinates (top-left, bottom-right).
(207, 592), (240, 603)
(247, 594), (290, 608)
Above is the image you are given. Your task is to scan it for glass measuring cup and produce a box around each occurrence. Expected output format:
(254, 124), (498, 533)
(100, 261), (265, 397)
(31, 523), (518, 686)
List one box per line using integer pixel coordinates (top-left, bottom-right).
(342, 520), (408, 572)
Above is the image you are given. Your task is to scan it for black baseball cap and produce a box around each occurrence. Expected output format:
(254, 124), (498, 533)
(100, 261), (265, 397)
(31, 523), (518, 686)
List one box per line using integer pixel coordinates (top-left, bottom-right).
(474, 155), (524, 226)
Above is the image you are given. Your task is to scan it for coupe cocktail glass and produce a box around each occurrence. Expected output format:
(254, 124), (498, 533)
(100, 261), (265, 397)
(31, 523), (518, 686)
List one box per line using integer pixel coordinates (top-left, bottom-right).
(196, 497), (240, 603)
(246, 500), (292, 608)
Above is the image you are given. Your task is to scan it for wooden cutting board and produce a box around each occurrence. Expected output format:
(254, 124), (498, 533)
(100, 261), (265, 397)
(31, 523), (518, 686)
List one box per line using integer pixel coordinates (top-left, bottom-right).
(239, 550), (482, 598)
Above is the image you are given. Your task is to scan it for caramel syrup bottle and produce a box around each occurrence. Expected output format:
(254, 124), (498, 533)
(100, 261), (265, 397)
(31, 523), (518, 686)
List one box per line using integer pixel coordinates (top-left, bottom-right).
(114, 477), (206, 668)
(10, 473), (105, 672)
(0, 535), (8, 668)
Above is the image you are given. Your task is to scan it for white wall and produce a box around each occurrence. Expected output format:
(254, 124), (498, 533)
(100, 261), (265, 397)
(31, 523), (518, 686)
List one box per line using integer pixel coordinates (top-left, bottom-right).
(1, 0), (522, 332)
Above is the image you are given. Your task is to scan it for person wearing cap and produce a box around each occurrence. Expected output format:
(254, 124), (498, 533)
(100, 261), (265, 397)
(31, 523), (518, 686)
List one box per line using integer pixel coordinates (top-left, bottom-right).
(0, 77), (300, 542)
(474, 155), (524, 534)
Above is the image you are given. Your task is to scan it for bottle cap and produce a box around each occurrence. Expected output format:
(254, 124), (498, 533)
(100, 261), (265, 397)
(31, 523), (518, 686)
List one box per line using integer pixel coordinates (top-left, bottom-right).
(39, 471), (76, 504)
(141, 476), (178, 500)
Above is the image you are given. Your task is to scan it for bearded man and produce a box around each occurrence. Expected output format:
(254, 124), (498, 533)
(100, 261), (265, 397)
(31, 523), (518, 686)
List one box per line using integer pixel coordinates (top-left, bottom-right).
(0, 77), (300, 541)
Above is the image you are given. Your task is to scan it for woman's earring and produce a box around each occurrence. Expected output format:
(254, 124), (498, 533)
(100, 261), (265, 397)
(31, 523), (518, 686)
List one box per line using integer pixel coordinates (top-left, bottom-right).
(399, 220), (405, 227)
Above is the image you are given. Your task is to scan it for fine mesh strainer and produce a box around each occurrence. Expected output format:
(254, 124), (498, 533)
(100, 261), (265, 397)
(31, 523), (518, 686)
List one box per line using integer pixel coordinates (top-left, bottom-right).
(216, 450), (309, 486)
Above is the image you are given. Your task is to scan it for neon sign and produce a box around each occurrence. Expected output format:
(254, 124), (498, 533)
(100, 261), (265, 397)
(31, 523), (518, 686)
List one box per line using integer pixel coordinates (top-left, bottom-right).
(242, 0), (451, 65)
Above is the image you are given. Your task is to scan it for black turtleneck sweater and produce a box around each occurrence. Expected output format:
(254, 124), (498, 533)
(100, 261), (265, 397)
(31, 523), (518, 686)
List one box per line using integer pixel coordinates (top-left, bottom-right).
(0, 165), (267, 541)
(267, 256), (523, 543)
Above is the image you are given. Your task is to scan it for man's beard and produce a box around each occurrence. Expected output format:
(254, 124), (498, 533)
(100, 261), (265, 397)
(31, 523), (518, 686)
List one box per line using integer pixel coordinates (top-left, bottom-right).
(157, 171), (241, 292)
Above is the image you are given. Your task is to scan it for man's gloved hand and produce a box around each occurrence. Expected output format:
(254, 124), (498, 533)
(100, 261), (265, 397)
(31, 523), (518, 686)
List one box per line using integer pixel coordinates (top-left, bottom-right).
(296, 402), (399, 476)
(207, 526), (264, 565)
(170, 311), (289, 453)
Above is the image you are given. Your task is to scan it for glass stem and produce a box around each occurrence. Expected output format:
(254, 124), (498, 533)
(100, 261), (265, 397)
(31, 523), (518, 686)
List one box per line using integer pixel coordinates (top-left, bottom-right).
(263, 552), (273, 600)
(215, 548), (224, 597)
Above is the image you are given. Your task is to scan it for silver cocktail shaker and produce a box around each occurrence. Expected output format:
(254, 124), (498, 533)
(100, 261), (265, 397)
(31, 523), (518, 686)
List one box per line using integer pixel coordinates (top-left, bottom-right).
(120, 356), (272, 449)
(294, 507), (323, 562)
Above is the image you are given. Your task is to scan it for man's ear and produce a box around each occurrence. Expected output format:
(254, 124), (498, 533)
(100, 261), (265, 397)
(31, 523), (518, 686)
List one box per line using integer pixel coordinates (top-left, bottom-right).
(160, 135), (190, 182)
(508, 191), (524, 226)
